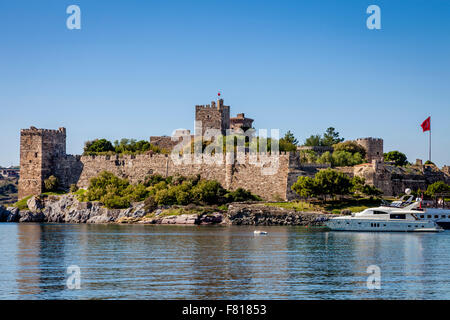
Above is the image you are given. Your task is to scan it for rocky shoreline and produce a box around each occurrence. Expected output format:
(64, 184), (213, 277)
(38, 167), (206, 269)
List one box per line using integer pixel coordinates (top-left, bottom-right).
(0, 195), (336, 226)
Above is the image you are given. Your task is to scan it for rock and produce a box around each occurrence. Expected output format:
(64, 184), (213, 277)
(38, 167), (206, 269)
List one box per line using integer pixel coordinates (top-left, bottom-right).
(160, 214), (199, 225)
(19, 210), (45, 222)
(6, 207), (20, 222)
(27, 196), (43, 213)
(225, 203), (337, 226)
(199, 212), (223, 224)
(0, 206), (8, 222)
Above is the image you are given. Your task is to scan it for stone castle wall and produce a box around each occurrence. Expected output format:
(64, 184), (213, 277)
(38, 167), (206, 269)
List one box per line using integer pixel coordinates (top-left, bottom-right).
(18, 128), (303, 201)
(59, 152), (297, 201)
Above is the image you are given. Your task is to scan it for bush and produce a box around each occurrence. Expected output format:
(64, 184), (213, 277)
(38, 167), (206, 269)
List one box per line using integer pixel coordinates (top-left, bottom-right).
(44, 175), (59, 192)
(69, 184), (79, 193)
(426, 181), (450, 197)
(384, 151), (408, 166)
(83, 171), (149, 209)
(191, 180), (227, 205)
(84, 139), (115, 154)
(333, 141), (366, 158)
(332, 151), (363, 167)
(225, 188), (262, 202)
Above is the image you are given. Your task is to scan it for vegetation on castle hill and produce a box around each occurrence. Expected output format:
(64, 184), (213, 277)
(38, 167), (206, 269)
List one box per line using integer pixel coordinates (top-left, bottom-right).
(291, 168), (382, 201)
(303, 127), (344, 147)
(44, 175), (59, 192)
(83, 138), (168, 155)
(426, 181), (450, 197)
(384, 151), (408, 166)
(79, 171), (261, 209)
(300, 140), (366, 167)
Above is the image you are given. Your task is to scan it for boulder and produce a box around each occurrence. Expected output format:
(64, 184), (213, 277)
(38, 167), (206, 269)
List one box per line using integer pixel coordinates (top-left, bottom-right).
(19, 210), (45, 222)
(6, 207), (20, 222)
(0, 206), (9, 222)
(199, 212), (223, 224)
(27, 196), (43, 213)
(160, 214), (199, 225)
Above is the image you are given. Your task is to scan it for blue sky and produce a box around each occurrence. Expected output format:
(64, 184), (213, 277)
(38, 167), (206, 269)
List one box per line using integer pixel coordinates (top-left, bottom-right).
(1, 0), (449, 167)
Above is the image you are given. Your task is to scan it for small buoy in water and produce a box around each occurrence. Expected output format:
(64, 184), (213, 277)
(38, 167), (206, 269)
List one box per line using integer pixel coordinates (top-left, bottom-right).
(254, 230), (268, 235)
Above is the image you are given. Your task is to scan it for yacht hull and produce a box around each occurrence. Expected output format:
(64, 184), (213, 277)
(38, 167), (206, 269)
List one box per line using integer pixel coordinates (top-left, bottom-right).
(325, 218), (443, 232)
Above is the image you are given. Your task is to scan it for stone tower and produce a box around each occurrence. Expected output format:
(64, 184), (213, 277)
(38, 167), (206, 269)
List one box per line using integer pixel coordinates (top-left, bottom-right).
(195, 98), (230, 136)
(18, 127), (66, 199)
(355, 137), (384, 163)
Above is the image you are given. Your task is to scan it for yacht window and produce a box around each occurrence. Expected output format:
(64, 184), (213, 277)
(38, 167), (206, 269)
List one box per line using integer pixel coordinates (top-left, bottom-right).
(435, 215), (439, 219)
(373, 211), (387, 215)
(420, 215), (424, 218)
(390, 214), (406, 220)
(427, 215), (431, 218)
(442, 215), (446, 219)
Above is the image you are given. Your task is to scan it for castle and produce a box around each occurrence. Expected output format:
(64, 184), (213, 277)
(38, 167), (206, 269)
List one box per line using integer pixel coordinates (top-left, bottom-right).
(18, 98), (449, 201)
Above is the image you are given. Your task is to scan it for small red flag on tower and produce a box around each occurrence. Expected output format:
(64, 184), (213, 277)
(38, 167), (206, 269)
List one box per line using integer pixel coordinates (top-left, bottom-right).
(421, 116), (431, 132)
(218, 91), (221, 97)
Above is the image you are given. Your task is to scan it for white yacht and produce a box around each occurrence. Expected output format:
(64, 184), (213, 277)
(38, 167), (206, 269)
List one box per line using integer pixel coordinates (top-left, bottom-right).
(325, 191), (444, 232)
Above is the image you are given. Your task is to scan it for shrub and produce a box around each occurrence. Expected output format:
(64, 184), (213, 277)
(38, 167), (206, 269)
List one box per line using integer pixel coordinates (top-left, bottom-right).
(333, 141), (366, 158)
(191, 180), (227, 205)
(84, 139), (115, 154)
(426, 181), (450, 197)
(332, 151), (363, 167)
(225, 188), (262, 202)
(83, 171), (149, 209)
(154, 189), (176, 205)
(69, 184), (79, 193)
(44, 175), (59, 192)
(384, 151), (408, 166)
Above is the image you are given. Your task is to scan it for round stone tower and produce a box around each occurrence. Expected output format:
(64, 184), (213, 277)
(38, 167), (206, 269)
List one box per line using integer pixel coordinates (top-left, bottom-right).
(355, 137), (384, 163)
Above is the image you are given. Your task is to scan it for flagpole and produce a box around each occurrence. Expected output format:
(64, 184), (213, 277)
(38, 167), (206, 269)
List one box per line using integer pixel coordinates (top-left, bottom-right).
(429, 127), (431, 162)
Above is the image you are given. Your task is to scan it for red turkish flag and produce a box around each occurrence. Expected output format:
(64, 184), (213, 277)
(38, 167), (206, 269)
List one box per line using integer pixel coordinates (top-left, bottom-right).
(421, 116), (431, 132)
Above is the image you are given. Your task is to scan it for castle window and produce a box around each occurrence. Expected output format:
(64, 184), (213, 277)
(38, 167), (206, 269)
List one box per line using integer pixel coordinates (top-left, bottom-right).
(35, 152), (38, 158)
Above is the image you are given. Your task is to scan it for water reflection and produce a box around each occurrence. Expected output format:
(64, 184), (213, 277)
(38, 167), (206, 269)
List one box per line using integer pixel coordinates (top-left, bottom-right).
(0, 223), (449, 299)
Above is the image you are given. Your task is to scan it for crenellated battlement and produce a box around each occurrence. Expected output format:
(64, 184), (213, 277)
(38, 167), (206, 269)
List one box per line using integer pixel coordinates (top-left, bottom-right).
(355, 137), (384, 163)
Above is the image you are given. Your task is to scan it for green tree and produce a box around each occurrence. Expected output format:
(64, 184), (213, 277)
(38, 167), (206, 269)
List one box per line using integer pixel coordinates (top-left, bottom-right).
(322, 127), (344, 146)
(314, 168), (352, 200)
(291, 176), (318, 198)
(333, 141), (366, 158)
(426, 181), (450, 197)
(84, 139), (115, 154)
(303, 134), (323, 147)
(281, 130), (299, 145)
(317, 151), (333, 165)
(384, 151), (408, 166)
(332, 151), (363, 167)
(191, 180), (227, 205)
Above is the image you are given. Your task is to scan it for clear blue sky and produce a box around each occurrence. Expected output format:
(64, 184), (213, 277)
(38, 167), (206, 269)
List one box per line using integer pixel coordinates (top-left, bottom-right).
(1, 0), (449, 167)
